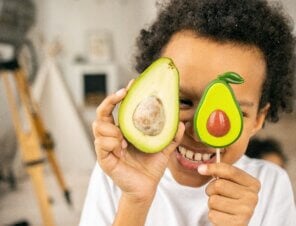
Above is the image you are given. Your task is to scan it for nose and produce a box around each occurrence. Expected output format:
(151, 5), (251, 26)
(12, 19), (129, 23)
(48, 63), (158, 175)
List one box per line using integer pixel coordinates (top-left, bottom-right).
(184, 121), (201, 142)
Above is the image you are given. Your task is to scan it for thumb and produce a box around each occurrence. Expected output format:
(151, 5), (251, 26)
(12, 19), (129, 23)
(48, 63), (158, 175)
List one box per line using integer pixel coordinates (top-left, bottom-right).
(162, 122), (185, 157)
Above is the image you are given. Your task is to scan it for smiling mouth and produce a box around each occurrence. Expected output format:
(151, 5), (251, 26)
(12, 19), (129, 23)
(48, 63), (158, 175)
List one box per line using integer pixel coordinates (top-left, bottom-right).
(178, 146), (216, 161)
(176, 146), (220, 170)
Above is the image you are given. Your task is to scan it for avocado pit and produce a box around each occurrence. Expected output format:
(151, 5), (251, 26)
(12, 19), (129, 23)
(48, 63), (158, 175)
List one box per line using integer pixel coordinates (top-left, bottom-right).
(206, 109), (230, 137)
(132, 96), (165, 136)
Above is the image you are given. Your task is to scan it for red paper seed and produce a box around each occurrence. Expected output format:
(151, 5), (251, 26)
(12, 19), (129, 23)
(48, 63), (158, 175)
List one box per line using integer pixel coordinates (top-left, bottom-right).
(206, 110), (230, 137)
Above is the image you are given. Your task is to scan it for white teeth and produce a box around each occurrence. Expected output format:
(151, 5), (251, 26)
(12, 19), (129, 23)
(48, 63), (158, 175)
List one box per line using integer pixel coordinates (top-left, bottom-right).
(202, 153), (211, 161)
(179, 146), (214, 162)
(185, 150), (194, 159)
(179, 146), (186, 155)
(194, 153), (202, 161)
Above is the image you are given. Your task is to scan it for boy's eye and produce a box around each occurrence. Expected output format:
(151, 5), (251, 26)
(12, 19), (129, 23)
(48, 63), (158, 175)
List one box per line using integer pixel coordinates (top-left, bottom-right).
(179, 98), (193, 109)
(242, 112), (248, 117)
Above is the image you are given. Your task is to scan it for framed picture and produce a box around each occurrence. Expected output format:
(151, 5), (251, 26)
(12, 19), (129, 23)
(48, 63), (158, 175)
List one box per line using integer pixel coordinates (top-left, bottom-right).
(87, 30), (112, 63)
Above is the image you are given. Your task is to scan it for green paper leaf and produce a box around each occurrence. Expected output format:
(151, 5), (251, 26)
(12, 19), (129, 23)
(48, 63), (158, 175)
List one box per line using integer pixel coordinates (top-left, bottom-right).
(218, 72), (244, 84)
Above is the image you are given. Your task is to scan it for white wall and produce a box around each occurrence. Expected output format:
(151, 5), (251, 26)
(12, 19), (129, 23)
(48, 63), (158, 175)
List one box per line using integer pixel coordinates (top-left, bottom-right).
(280, 0), (296, 29)
(33, 0), (153, 91)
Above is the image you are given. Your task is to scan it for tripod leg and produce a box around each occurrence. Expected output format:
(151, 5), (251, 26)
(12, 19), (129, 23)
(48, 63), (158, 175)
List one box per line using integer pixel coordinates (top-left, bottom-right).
(27, 163), (56, 226)
(44, 141), (72, 205)
(1, 71), (56, 226)
(1, 72), (23, 137)
(17, 68), (72, 206)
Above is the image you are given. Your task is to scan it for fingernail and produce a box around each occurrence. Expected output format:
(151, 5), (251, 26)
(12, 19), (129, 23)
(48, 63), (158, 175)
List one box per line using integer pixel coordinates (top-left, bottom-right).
(116, 88), (125, 96)
(121, 139), (128, 149)
(198, 164), (208, 175)
(127, 79), (134, 90)
(180, 122), (185, 132)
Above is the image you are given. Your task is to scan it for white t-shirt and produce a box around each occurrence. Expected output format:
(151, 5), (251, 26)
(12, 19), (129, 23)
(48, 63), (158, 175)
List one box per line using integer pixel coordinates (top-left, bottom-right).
(79, 155), (296, 226)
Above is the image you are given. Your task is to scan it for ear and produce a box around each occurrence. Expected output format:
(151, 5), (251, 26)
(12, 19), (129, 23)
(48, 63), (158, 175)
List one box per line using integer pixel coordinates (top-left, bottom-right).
(250, 103), (270, 136)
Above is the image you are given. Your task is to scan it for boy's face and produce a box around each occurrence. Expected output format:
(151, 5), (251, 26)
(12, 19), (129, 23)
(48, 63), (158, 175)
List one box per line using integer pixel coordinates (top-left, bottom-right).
(161, 30), (269, 187)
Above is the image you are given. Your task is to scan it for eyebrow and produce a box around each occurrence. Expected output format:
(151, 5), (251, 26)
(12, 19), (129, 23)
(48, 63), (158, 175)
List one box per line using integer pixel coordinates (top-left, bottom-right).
(179, 87), (201, 99)
(179, 87), (191, 95)
(238, 100), (255, 107)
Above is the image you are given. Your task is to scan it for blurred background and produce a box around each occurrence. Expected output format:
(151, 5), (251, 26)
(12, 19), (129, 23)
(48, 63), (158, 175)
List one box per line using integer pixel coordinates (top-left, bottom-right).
(0, 0), (295, 225)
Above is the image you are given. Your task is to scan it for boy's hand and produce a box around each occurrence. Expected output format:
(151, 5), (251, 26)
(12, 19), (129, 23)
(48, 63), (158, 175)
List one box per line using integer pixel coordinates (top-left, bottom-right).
(93, 82), (185, 203)
(198, 163), (260, 226)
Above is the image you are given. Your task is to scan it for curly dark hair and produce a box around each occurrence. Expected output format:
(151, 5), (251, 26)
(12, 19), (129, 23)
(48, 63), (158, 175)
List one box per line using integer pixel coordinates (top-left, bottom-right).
(134, 0), (296, 122)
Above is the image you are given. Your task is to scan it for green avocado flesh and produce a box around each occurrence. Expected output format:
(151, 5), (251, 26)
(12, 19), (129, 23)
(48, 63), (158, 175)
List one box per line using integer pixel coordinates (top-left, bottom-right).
(118, 57), (179, 153)
(194, 73), (244, 148)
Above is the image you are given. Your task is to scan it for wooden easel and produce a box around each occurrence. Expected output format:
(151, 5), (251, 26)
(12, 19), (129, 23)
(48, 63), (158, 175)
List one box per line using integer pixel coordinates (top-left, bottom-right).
(1, 60), (71, 226)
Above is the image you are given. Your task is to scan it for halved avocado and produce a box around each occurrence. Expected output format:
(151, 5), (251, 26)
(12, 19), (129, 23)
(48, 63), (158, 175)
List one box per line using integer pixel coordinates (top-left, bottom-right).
(118, 57), (179, 153)
(194, 72), (244, 148)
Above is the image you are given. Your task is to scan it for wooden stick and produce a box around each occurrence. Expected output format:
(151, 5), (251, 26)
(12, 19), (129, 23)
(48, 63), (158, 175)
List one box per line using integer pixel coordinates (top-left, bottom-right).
(216, 148), (221, 163)
(215, 148), (221, 180)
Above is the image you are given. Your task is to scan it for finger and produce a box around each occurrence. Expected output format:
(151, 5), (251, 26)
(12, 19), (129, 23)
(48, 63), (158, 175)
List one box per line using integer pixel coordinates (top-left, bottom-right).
(206, 179), (248, 199)
(162, 122), (185, 157)
(198, 163), (261, 192)
(126, 79), (135, 90)
(95, 137), (127, 175)
(208, 194), (237, 215)
(94, 136), (124, 160)
(208, 194), (248, 215)
(96, 88), (127, 122)
(208, 209), (236, 226)
(92, 120), (123, 140)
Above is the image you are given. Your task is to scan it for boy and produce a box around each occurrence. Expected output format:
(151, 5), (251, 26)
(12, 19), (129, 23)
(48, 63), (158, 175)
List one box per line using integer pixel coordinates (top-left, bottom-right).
(80, 0), (296, 225)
